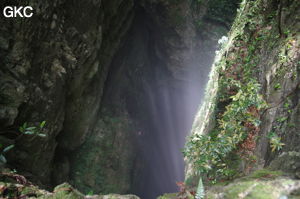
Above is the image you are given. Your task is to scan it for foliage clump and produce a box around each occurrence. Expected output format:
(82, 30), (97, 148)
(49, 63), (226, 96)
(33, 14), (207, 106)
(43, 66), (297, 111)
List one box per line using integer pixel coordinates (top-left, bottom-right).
(185, 0), (300, 183)
(184, 0), (273, 181)
(0, 121), (47, 164)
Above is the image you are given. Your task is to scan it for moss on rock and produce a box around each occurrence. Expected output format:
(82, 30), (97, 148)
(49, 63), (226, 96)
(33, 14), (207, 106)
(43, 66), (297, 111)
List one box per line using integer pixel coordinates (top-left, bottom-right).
(157, 193), (177, 199)
(207, 175), (300, 199)
(70, 112), (135, 194)
(0, 181), (140, 199)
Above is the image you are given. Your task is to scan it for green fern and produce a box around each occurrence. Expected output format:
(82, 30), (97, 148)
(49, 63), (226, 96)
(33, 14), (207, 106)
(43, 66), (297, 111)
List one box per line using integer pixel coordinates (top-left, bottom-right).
(195, 177), (205, 199)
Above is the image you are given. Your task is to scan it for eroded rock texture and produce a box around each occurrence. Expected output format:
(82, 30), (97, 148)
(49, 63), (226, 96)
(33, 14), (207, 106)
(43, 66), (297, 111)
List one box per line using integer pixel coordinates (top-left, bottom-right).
(0, 0), (136, 190)
(0, 0), (239, 197)
(186, 0), (300, 191)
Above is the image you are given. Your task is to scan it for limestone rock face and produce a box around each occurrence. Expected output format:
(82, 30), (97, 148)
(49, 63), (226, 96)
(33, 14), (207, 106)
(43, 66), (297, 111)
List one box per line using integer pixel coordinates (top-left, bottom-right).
(185, 0), (300, 189)
(0, 0), (135, 191)
(0, 0), (238, 195)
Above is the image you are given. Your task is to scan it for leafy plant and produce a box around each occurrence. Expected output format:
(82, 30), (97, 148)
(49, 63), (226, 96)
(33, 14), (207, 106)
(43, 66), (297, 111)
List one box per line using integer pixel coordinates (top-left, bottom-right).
(184, 80), (267, 178)
(195, 177), (204, 199)
(184, 0), (269, 181)
(0, 144), (15, 163)
(268, 133), (285, 152)
(284, 102), (290, 109)
(87, 190), (94, 196)
(0, 121), (47, 164)
(276, 116), (287, 123)
(274, 83), (282, 90)
(19, 121), (47, 138)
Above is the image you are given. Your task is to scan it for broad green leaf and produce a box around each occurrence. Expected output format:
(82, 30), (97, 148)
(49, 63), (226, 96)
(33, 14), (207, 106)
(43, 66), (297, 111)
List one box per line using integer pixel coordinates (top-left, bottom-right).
(3, 145), (14, 153)
(24, 131), (34, 135)
(38, 134), (46, 137)
(40, 121), (46, 128)
(0, 154), (7, 163)
(19, 126), (24, 133)
(26, 127), (36, 131)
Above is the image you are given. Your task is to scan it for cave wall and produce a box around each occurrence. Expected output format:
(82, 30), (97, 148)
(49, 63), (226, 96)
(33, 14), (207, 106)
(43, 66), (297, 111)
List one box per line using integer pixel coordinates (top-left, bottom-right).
(0, 0), (239, 196)
(0, 0), (135, 187)
(185, 0), (300, 186)
(68, 1), (208, 195)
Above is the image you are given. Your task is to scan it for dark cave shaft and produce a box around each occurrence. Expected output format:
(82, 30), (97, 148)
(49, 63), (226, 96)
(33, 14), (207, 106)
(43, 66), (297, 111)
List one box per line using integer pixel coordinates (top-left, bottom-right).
(104, 7), (212, 199)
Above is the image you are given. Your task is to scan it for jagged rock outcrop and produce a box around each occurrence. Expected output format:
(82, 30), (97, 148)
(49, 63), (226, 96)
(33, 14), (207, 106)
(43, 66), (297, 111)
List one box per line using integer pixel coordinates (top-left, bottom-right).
(184, 0), (300, 196)
(0, 0), (135, 191)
